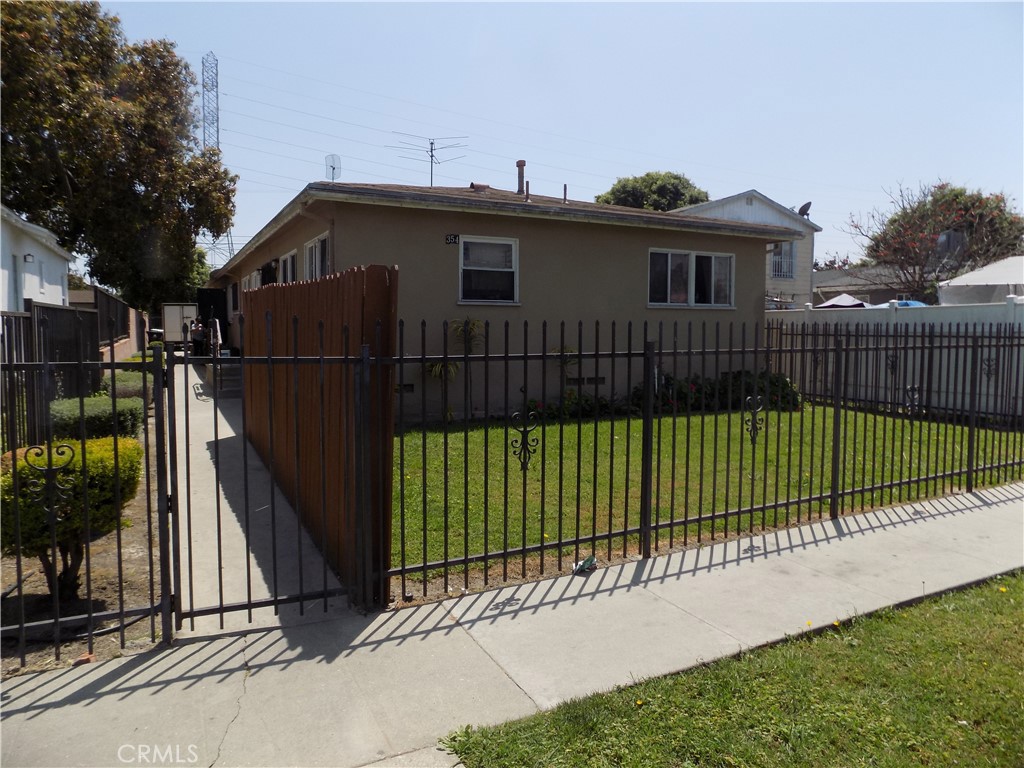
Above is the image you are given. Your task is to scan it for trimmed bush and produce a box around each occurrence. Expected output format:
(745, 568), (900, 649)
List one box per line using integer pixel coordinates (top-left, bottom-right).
(717, 370), (803, 412)
(101, 370), (153, 402)
(633, 370), (803, 414)
(1, 437), (143, 600)
(50, 395), (144, 439)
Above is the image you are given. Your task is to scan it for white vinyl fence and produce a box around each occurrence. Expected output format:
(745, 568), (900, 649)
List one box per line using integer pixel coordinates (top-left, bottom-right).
(767, 297), (1024, 423)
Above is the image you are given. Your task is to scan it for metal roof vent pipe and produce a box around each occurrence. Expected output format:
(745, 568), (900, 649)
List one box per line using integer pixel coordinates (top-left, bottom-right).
(516, 160), (526, 195)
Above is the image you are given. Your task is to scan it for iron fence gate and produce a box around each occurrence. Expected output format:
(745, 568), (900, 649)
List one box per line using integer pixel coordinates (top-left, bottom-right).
(2, 313), (1022, 668)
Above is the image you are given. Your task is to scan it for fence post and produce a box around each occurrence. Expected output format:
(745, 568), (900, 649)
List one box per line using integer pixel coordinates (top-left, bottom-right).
(353, 343), (380, 609)
(164, 348), (183, 631)
(966, 334), (980, 493)
(639, 340), (655, 558)
(829, 330), (844, 519)
(152, 338), (173, 645)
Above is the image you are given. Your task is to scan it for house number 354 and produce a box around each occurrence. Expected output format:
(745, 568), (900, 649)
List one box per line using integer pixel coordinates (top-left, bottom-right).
(445, 234), (460, 245)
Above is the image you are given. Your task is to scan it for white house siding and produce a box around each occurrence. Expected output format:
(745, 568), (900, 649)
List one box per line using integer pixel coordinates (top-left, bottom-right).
(1, 206), (72, 312)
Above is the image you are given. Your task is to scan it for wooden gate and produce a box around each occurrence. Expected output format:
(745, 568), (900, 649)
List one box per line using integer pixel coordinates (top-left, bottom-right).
(241, 265), (398, 608)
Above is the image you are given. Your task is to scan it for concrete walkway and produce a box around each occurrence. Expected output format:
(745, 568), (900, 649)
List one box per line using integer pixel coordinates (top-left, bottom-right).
(2, 478), (1021, 767)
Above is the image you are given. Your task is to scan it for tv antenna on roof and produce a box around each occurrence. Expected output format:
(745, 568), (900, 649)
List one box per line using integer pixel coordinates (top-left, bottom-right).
(325, 154), (341, 181)
(387, 133), (467, 186)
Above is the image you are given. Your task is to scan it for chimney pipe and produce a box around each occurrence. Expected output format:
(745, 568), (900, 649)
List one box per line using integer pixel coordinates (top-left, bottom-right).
(516, 160), (526, 195)
(525, 180), (530, 202)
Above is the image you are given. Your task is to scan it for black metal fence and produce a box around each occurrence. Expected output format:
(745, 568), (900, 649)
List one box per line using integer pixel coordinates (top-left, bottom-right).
(2, 314), (1021, 668)
(389, 319), (1024, 602)
(2, 306), (101, 447)
(92, 287), (132, 346)
(0, 344), (167, 668)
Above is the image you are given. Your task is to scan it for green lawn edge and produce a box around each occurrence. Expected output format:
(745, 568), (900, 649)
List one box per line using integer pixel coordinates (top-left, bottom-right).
(443, 572), (1024, 768)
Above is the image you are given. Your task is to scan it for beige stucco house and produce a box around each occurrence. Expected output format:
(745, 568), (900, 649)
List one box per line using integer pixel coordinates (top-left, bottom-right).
(679, 190), (821, 309)
(208, 175), (804, 416)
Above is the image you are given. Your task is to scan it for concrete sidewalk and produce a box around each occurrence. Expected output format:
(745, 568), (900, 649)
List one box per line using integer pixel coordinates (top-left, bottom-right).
(2, 482), (1021, 768)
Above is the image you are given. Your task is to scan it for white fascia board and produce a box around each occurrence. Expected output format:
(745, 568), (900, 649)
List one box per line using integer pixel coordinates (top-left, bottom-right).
(1, 205), (75, 262)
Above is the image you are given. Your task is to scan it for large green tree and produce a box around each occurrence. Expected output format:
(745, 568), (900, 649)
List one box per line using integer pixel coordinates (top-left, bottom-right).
(595, 171), (709, 211)
(1, 1), (236, 315)
(847, 183), (1024, 302)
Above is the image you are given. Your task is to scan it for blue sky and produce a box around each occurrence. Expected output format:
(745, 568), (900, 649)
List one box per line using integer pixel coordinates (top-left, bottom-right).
(105, 1), (1024, 269)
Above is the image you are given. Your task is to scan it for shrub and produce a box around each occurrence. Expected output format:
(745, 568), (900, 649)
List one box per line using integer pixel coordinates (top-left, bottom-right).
(633, 370), (803, 414)
(1, 437), (143, 600)
(717, 370), (803, 412)
(100, 370), (153, 402)
(50, 395), (144, 439)
(124, 341), (164, 364)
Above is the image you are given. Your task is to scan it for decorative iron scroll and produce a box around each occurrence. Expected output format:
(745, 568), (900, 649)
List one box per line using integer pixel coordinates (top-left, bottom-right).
(886, 351), (900, 378)
(510, 410), (540, 472)
(22, 443), (77, 512)
(744, 396), (765, 448)
(905, 385), (921, 417)
(982, 356), (999, 382)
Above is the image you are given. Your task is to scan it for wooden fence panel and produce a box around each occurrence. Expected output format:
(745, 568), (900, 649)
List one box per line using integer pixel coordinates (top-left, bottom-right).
(241, 267), (398, 607)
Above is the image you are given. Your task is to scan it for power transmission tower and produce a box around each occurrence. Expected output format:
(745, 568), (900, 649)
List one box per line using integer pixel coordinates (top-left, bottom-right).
(202, 52), (220, 151)
(201, 51), (234, 266)
(387, 133), (467, 186)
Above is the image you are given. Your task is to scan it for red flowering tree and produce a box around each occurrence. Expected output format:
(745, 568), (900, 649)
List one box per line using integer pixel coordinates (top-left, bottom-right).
(846, 183), (1024, 303)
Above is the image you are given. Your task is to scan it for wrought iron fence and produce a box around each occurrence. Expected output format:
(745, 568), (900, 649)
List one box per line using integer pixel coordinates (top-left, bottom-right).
(390, 319), (1024, 603)
(2, 312), (1021, 668)
(0, 341), (168, 668)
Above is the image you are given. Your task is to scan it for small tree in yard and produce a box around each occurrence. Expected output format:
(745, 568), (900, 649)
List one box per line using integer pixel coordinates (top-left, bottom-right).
(1, 437), (143, 601)
(846, 183), (1024, 302)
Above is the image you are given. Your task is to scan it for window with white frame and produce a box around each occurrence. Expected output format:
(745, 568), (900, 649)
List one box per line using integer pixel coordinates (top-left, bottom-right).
(460, 236), (518, 303)
(280, 251), (296, 284)
(304, 234), (329, 281)
(648, 250), (733, 307)
(768, 241), (795, 279)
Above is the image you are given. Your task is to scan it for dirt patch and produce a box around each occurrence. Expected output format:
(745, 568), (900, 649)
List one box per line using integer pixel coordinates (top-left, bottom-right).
(388, 515), (825, 610)
(1, 413), (164, 679)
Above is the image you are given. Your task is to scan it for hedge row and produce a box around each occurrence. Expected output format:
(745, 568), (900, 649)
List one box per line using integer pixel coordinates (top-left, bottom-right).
(101, 370), (153, 402)
(524, 370), (803, 421)
(50, 395), (144, 439)
(644, 370), (803, 413)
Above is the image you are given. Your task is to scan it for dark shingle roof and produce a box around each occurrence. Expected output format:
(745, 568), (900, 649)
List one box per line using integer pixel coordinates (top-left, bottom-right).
(305, 181), (800, 239)
(216, 181), (805, 278)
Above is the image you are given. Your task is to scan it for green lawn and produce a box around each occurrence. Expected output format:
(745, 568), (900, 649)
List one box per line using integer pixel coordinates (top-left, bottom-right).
(393, 406), (1022, 573)
(443, 573), (1024, 768)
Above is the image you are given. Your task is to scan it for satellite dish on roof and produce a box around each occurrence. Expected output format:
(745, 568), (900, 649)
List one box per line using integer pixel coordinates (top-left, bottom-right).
(325, 154), (341, 181)
(798, 201), (812, 217)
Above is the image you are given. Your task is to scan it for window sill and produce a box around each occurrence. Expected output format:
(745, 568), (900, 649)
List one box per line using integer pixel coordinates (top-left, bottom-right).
(458, 300), (522, 307)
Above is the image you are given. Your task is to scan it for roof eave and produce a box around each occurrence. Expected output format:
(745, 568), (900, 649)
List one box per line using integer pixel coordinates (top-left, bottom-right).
(213, 183), (804, 282)
(303, 183), (803, 240)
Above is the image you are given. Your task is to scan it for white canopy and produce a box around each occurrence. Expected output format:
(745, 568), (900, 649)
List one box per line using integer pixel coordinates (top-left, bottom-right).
(938, 255), (1024, 305)
(816, 293), (868, 308)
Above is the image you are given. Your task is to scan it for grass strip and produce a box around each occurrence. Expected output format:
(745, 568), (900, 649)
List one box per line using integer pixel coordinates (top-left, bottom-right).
(444, 573), (1024, 768)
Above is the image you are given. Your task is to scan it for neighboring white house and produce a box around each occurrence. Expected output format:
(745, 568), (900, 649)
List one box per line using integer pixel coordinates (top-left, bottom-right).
(1, 204), (73, 312)
(678, 190), (822, 308)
